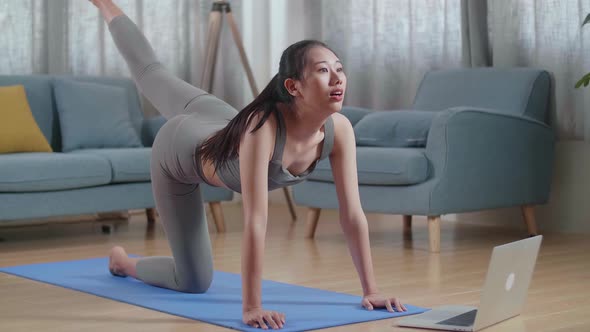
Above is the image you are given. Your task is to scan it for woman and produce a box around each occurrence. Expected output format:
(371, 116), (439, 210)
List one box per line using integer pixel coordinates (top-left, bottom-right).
(89, 0), (407, 329)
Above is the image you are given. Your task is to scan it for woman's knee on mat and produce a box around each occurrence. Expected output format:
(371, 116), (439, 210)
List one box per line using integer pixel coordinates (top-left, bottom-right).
(176, 271), (213, 294)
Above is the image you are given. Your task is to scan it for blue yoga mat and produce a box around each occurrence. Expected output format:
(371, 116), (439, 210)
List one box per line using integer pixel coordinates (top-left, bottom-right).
(0, 257), (428, 331)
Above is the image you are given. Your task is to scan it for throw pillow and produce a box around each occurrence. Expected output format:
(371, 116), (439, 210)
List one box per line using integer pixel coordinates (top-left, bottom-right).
(0, 85), (52, 153)
(53, 79), (142, 152)
(353, 110), (437, 147)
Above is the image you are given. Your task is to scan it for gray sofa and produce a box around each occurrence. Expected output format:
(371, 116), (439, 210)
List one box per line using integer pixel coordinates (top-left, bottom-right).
(0, 75), (233, 230)
(292, 68), (555, 252)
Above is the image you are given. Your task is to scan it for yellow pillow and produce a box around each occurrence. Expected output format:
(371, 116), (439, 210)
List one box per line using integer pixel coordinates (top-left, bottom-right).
(0, 85), (53, 154)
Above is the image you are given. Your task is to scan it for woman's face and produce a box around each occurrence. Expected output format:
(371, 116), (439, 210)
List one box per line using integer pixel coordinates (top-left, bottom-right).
(288, 46), (347, 114)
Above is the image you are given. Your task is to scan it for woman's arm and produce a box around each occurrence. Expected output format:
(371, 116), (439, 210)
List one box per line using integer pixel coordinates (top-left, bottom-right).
(329, 113), (378, 294)
(329, 113), (407, 312)
(90, 0), (124, 24)
(239, 113), (285, 329)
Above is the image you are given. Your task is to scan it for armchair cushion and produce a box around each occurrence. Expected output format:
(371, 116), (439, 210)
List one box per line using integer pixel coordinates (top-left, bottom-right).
(340, 106), (372, 126)
(309, 146), (429, 185)
(353, 110), (437, 147)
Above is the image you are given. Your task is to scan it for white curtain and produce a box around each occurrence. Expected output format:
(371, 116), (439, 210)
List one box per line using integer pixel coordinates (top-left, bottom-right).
(302, 0), (590, 141)
(303, 0), (464, 110)
(488, 0), (590, 141)
(4, 0), (588, 140)
(0, 0), (46, 74)
(0, 0), (246, 116)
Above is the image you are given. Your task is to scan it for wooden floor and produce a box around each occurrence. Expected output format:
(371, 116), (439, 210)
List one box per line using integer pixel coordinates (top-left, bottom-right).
(1, 203), (589, 332)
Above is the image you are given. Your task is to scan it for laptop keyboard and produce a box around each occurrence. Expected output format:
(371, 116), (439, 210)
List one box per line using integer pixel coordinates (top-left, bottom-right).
(436, 309), (478, 327)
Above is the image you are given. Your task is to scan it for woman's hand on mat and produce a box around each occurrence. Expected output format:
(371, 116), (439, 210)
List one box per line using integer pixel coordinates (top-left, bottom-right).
(243, 308), (286, 330)
(361, 293), (408, 313)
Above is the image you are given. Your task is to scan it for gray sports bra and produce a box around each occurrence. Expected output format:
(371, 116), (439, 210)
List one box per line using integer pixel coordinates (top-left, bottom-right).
(214, 111), (335, 194)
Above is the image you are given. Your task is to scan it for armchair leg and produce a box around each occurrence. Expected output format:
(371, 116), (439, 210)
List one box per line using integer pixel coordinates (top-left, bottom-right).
(521, 205), (538, 237)
(403, 215), (412, 236)
(209, 202), (226, 233)
(305, 208), (321, 239)
(427, 216), (441, 253)
(146, 208), (157, 225)
(282, 187), (298, 221)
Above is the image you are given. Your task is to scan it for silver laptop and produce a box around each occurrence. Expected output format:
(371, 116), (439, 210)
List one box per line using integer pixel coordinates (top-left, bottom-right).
(397, 235), (542, 331)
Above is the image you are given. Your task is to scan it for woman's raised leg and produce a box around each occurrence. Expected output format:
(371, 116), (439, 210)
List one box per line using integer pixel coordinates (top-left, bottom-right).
(93, 0), (209, 119)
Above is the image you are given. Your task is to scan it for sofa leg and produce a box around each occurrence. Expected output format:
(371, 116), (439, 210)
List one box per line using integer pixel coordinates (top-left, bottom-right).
(521, 205), (538, 237)
(427, 216), (441, 253)
(403, 215), (412, 236)
(305, 208), (321, 239)
(209, 202), (226, 233)
(146, 208), (157, 225)
(97, 211), (128, 235)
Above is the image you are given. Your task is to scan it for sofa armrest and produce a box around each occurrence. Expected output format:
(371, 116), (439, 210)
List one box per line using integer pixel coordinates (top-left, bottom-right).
(424, 107), (555, 213)
(141, 115), (166, 147)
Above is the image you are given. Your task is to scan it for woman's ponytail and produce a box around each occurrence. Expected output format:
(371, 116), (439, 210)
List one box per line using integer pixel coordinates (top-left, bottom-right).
(197, 74), (283, 172)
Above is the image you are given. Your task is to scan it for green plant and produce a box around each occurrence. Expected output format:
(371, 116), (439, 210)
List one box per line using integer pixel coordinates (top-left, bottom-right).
(575, 14), (590, 88)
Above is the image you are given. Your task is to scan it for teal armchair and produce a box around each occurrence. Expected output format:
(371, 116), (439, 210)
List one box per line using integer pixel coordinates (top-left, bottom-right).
(292, 68), (555, 252)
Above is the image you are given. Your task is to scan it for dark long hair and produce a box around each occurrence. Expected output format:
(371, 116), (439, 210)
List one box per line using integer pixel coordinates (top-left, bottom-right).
(198, 39), (336, 172)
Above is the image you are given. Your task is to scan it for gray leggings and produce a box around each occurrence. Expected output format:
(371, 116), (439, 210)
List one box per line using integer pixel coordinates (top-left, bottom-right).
(108, 15), (238, 293)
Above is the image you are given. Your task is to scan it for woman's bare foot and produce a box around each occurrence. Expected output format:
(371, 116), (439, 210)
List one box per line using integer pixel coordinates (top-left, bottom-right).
(89, 0), (124, 24)
(109, 246), (133, 277)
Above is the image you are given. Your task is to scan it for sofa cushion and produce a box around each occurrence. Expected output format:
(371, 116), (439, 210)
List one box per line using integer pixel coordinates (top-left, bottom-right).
(53, 78), (143, 152)
(354, 110), (437, 147)
(71, 148), (151, 183)
(0, 153), (112, 192)
(0, 85), (53, 154)
(308, 147), (429, 185)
